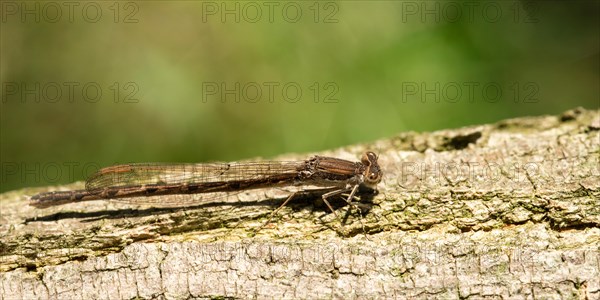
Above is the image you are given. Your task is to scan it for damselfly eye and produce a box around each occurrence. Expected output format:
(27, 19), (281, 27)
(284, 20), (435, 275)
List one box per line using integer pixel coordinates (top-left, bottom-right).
(361, 151), (378, 166)
(367, 172), (382, 183)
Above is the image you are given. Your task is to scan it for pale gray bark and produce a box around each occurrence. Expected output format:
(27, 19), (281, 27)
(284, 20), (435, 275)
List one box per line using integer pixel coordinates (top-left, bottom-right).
(1, 107), (599, 299)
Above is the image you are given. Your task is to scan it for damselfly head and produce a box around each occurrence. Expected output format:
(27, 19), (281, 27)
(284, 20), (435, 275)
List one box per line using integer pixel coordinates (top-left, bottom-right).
(361, 151), (383, 188)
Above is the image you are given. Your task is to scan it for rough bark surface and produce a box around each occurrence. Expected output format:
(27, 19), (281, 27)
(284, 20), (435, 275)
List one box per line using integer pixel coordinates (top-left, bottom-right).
(1, 108), (599, 299)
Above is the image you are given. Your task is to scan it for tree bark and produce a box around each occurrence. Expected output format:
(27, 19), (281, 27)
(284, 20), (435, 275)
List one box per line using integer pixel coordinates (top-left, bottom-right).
(1, 107), (599, 299)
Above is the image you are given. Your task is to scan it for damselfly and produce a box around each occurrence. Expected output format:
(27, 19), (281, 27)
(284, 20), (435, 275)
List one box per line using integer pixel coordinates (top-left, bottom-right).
(31, 152), (383, 220)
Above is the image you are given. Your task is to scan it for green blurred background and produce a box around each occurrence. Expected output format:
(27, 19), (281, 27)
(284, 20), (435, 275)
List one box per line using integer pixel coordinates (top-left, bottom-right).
(1, 1), (599, 192)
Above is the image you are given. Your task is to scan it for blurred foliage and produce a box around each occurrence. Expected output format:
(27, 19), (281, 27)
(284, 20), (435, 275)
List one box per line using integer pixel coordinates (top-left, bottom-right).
(1, 1), (599, 192)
